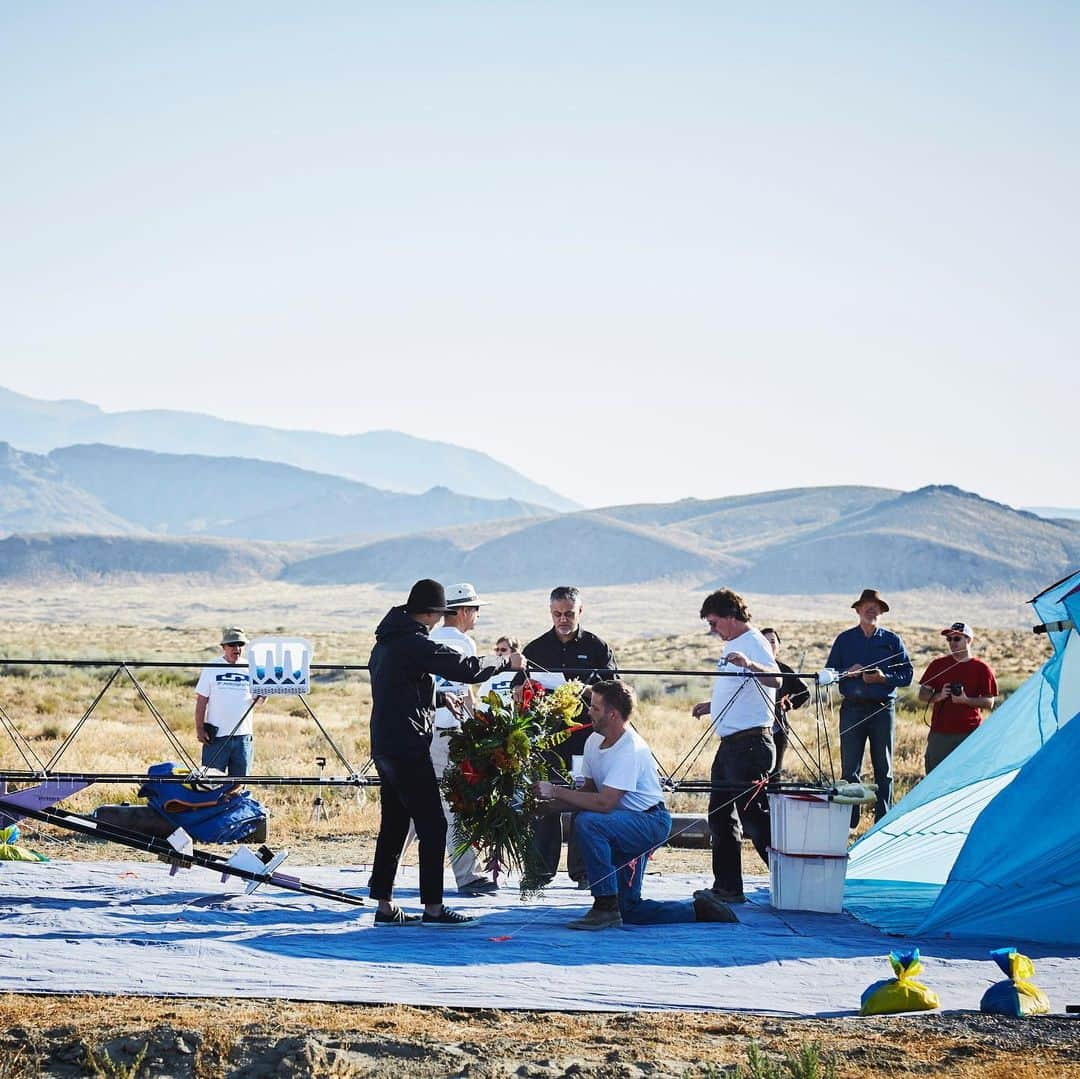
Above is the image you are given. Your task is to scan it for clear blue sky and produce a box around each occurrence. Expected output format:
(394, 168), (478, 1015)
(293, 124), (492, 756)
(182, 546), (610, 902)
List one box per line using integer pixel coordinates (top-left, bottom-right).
(2, 2), (1076, 507)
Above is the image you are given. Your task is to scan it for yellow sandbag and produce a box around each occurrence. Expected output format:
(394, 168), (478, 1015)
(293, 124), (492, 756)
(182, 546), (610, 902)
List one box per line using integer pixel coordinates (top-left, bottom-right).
(981, 948), (1050, 1016)
(860, 948), (939, 1015)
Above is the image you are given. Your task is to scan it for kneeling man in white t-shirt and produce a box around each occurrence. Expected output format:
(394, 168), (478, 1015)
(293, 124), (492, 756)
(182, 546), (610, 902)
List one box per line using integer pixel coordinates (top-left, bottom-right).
(536, 681), (738, 930)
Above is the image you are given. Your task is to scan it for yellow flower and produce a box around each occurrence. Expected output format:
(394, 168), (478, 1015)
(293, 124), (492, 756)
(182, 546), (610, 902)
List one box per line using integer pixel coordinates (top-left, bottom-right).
(550, 680), (584, 722)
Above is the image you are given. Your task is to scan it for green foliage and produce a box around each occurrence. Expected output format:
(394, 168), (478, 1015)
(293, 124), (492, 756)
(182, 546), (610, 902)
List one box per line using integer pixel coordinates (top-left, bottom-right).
(140, 669), (197, 690)
(443, 680), (588, 895)
(738, 1040), (838, 1079)
(82, 1040), (148, 1078)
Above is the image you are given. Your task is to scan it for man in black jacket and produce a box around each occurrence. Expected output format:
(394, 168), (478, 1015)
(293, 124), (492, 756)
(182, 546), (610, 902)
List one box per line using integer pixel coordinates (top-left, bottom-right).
(368, 579), (524, 927)
(523, 585), (617, 886)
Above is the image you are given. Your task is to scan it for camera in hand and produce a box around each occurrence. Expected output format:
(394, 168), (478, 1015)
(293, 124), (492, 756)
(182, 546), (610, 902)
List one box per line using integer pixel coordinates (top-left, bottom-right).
(948, 683), (964, 696)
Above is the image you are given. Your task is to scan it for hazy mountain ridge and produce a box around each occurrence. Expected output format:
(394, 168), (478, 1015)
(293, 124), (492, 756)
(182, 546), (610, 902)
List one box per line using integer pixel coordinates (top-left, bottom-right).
(0, 385), (577, 511)
(0, 442), (550, 542)
(0, 444), (144, 537)
(1, 431), (1076, 594)
(279, 485), (1079, 594)
(0, 533), (289, 582)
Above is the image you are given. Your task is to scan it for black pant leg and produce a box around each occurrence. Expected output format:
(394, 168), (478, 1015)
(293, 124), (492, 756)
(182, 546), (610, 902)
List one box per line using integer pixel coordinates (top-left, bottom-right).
(708, 746), (743, 894)
(532, 812), (562, 882)
(369, 753), (448, 906)
(771, 723), (788, 778)
(368, 756), (412, 901)
(735, 734), (775, 868)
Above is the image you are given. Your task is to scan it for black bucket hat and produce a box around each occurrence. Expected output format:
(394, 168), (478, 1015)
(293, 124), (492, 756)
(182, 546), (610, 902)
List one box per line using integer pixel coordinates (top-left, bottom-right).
(405, 579), (452, 614)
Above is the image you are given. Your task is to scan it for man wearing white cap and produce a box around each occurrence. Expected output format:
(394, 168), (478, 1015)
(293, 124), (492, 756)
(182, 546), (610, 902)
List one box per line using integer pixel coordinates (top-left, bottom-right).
(918, 622), (998, 773)
(426, 583), (498, 895)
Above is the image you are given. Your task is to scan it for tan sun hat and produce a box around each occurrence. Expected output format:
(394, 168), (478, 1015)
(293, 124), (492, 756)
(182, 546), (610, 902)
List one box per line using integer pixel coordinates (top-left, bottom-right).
(220, 627), (247, 646)
(851, 589), (890, 614)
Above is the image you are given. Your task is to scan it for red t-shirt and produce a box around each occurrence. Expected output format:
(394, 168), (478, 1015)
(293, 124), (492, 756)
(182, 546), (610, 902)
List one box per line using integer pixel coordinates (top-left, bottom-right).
(920, 656), (998, 734)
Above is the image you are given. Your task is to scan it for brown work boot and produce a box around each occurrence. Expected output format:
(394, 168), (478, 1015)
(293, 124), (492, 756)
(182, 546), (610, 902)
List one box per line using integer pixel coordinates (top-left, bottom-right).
(693, 889), (739, 923)
(567, 907), (622, 931)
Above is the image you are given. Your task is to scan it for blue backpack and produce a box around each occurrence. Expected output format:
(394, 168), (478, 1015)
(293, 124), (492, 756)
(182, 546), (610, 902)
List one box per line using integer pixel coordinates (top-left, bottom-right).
(139, 763), (267, 844)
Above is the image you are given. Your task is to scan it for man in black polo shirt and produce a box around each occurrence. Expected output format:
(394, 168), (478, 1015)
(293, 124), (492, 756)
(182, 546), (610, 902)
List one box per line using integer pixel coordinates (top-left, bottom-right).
(523, 585), (617, 886)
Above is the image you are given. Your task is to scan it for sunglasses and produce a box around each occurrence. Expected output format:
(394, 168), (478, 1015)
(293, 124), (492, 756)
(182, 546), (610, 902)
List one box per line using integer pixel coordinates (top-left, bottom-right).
(945, 635), (966, 643)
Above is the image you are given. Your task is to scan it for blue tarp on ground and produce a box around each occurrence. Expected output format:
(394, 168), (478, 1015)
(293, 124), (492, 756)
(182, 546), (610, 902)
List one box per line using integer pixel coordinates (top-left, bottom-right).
(1, 861), (1078, 1013)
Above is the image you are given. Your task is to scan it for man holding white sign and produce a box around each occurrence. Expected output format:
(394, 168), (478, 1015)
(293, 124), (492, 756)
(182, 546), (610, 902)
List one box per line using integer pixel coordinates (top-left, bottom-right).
(194, 627), (264, 777)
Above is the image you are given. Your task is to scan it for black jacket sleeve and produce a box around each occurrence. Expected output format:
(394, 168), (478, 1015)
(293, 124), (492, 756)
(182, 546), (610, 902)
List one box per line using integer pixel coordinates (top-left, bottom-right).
(413, 637), (511, 685)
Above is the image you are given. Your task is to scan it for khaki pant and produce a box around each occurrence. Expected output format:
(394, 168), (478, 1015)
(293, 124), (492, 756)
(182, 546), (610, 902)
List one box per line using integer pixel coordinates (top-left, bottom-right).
(403, 728), (482, 887)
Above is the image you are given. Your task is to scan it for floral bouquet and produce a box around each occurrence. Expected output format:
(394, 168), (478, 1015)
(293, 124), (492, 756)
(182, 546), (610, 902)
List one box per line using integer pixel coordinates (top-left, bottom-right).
(442, 679), (588, 895)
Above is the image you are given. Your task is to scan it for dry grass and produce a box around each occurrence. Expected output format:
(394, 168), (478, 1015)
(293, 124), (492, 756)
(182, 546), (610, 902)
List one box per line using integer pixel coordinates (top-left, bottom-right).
(0, 609), (1049, 839)
(0, 995), (1077, 1078)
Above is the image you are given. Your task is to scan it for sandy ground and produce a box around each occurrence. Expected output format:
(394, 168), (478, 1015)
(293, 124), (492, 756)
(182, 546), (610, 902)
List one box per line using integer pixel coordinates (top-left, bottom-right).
(1, 995), (1078, 1078)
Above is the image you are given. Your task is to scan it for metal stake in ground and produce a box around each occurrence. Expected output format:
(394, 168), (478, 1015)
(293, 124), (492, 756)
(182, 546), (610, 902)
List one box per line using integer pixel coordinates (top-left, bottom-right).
(308, 756), (332, 828)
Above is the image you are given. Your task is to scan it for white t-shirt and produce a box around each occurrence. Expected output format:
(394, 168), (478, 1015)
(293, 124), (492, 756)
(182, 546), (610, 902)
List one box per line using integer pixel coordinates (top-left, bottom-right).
(709, 627), (778, 738)
(582, 728), (663, 812)
(430, 624), (476, 729)
(195, 658), (256, 737)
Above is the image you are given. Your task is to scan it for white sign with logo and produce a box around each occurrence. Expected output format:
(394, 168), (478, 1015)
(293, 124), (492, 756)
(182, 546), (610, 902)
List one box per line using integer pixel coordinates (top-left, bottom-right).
(247, 637), (313, 696)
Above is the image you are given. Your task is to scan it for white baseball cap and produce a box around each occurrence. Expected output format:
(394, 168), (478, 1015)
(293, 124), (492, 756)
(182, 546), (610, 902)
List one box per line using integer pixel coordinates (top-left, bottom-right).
(445, 582), (490, 608)
(941, 622), (974, 640)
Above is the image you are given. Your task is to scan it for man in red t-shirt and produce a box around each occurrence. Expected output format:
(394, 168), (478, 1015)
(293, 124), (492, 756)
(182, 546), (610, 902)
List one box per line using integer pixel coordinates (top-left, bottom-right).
(918, 621), (998, 773)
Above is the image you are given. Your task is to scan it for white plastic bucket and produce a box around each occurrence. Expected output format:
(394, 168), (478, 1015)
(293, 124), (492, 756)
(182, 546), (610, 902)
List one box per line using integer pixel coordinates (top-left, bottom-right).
(769, 793), (850, 856)
(768, 849), (848, 914)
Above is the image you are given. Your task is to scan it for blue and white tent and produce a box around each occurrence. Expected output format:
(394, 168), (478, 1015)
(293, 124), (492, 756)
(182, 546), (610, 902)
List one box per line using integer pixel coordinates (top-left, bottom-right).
(845, 570), (1080, 948)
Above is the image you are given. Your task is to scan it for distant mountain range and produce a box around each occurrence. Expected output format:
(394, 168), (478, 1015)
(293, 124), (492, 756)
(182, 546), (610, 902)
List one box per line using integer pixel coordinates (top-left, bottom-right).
(4, 454), (1076, 594)
(0, 442), (550, 542)
(0, 385), (576, 511)
(281, 484), (1080, 593)
(1024, 506), (1080, 521)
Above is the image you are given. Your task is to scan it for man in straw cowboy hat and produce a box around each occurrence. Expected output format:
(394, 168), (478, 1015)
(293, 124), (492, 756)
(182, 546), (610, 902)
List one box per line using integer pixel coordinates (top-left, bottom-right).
(826, 589), (913, 825)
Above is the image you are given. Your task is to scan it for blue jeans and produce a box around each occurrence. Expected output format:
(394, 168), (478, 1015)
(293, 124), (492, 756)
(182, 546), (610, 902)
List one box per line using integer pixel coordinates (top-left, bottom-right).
(575, 806), (697, 925)
(839, 698), (894, 824)
(202, 735), (253, 778)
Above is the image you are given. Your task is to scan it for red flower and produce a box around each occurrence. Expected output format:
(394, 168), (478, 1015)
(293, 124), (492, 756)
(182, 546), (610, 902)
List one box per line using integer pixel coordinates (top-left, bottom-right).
(462, 760), (481, 785)
(521, 680), (547, 712)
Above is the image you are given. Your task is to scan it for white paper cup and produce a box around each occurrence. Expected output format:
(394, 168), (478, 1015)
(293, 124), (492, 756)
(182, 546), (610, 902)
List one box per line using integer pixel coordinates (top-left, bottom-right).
(571, 755), (585, 788)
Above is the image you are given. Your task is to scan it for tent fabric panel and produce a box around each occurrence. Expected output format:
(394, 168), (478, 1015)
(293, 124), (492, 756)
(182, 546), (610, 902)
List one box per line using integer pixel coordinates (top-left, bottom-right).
(846, 772), (1015, 885)
(918, 709), (1080, 948)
